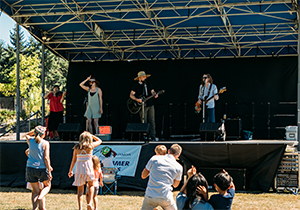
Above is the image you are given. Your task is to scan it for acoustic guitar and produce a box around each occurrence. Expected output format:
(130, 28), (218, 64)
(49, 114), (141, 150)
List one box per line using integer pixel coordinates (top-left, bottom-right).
(127, 90), (165, 114)
(195, 87), (227, 114)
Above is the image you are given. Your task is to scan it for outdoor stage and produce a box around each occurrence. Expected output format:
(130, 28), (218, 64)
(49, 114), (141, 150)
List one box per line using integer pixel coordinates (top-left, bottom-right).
(0, 139), (296, 192)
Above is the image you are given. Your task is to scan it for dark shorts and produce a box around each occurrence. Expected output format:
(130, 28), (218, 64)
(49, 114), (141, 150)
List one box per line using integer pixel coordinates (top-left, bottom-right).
(26, 167), (49, 183)
(48, 111), (63, 132)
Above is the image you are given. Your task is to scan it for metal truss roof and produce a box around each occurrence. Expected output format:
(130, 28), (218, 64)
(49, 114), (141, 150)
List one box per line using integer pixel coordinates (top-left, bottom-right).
(1, 0), (299, 61)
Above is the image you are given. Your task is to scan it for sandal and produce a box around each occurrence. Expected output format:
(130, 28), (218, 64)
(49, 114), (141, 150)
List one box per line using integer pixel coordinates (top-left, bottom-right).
(87, 204), (93, 210)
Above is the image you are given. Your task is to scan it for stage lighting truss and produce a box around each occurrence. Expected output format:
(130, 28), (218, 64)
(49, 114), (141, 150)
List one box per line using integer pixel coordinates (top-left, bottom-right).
(1, 0), (299, 61)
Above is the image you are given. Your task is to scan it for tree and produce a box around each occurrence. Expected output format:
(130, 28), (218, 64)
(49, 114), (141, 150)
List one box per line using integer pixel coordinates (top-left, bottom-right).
(0, 54), (42, 114)
(9, 24), (27, 53)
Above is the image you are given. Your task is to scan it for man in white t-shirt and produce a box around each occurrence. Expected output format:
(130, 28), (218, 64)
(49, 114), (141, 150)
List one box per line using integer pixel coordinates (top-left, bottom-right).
(141, 144), (183, 210)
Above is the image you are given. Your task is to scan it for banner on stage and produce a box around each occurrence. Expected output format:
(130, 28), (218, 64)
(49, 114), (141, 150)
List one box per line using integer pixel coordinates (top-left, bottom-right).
(93, 145), (142, 177)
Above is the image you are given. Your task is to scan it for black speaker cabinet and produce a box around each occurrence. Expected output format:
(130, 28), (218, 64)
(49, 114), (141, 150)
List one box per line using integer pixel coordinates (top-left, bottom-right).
(225, 118), (242, 139)
(57, 123), (81, 141)
(126, 123), (150, 133)
(126, 123), (149, 141)
(199, 123), (223, 141)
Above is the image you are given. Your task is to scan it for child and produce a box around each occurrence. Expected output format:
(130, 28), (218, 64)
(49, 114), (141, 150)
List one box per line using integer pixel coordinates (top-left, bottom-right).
(176, 165), (213, 210)
(101, 146), (117, 167)
(154, 145), (167, 155)
(86, 156), (103, 210)
(25, 148), (46, 210)
(208, 170), (235, 210)
(68, 131), (102, 210)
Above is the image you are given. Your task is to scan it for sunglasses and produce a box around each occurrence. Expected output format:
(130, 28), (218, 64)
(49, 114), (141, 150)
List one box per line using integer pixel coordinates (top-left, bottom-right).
(203, 77), (208, 79)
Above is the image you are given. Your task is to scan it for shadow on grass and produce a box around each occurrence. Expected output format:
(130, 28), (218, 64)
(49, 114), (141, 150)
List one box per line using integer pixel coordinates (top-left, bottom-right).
(0, 186), (146, 196)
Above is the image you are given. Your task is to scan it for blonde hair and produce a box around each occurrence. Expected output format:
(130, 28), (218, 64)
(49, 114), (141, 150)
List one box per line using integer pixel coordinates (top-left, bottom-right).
(92, 155), (101, 170)
(73, 132), (93, 150)
(155, 145), (167, 155)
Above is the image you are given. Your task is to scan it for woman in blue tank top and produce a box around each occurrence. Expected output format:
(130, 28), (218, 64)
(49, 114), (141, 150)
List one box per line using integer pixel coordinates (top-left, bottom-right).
(25, 126), (53, 210)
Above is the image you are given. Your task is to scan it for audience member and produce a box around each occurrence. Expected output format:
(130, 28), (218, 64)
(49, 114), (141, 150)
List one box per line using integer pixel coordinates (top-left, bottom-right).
(141, 144), (183, 210)
(101, 146), (117, 167)
(176, 166), (213, 210)
(208, 170), (235, 210)
(68, 131), (102, 210)
(154, 145), (167, 155)
(86, 155), (103, 210)
(25, 126), (52, 210)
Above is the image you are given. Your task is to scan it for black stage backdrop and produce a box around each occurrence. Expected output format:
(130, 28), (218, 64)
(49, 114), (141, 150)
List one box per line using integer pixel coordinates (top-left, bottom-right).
(0, 141), (286, 192)
(66, 57), (297, 139)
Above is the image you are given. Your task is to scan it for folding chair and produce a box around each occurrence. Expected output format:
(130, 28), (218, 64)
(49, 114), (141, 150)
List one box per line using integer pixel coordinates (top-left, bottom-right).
(100, 167), (119, 195)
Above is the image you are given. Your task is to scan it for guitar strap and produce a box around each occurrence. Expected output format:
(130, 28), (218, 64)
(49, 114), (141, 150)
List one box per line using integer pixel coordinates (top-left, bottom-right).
(203, 83), (213, 101)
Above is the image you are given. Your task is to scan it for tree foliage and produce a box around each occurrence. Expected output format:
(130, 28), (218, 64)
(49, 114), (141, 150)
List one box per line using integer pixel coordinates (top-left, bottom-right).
(0, 24), (69, 116)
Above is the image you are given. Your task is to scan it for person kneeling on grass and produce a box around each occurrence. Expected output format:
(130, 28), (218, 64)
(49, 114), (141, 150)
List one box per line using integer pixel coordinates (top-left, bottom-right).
(176, 165), (213, 210)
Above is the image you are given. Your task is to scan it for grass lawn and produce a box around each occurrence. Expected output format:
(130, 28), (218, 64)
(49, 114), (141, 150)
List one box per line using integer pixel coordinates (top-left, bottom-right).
(1, 187), (300, 210)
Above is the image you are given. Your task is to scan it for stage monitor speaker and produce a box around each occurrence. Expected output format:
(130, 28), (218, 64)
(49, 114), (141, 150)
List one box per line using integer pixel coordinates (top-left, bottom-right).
(225, 118), (242, 139)
(126, 123), (150, 133)
(199, 123), (223, 141)
(126, 123), (149, 141)
(57, 123), (81, 141)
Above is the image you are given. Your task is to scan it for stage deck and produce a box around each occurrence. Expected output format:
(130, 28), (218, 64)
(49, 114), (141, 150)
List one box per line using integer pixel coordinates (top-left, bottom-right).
(0, 139), (295, 192)
(1, 139), (298, 146)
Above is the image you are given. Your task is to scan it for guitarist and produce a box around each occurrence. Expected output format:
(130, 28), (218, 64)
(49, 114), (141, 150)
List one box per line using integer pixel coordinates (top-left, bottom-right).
(197, 74), (219, 123)
(130, 71), (158, 140)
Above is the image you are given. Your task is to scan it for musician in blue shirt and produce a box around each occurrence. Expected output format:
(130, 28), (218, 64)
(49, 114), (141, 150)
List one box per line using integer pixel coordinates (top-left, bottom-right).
(197, 74), (219, 123)
(130, 71), (158, 140)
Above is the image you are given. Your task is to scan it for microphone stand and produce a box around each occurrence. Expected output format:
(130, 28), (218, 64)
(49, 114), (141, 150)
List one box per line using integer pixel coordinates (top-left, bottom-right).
(141, 101), (145, 123)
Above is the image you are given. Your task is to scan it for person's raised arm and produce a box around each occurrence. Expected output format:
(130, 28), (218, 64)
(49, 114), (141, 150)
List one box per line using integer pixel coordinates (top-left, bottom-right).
(43, 91), (53, 99)
(111, 148), (117, 157)
(91, 134), (102, 148)
(79, 76), (91, 92)
(179, 166), (197, 194)
(60, 91), (66, 103)
(25, 130), (35, 144)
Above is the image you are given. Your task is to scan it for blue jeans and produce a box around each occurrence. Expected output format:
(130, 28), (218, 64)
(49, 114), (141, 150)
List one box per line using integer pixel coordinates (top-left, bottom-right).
(139, 105), (156, 138)
(205, 108), (215, 123)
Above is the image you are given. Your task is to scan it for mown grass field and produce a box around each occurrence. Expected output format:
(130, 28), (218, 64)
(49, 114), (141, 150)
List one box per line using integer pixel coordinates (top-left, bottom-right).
(1, 187), (300, 210)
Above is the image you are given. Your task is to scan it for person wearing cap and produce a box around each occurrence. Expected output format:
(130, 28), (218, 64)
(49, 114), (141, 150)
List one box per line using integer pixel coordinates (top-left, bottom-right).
(80, 75), (103, 134)
(101, 146), (117, 167)
(197, 74), (218, 123)
(25, 125), (53, 210)
(130, 71), (158, 140)
(43, 85), (66, 140)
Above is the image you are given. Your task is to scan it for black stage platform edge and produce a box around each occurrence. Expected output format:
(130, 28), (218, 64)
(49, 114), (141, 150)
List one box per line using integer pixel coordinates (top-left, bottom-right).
(0, 139), (292, 192)
(2, 139), (297, 146)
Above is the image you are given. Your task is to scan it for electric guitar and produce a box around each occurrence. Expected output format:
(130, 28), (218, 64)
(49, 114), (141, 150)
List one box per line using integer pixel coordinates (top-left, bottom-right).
(127, 90), (165, 114)
(195, 87), (227, 114)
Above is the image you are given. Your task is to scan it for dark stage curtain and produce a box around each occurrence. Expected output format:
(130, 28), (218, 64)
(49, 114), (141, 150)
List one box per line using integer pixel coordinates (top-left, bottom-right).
(0, 141), (286, 192)
(66, 57), (297, 140)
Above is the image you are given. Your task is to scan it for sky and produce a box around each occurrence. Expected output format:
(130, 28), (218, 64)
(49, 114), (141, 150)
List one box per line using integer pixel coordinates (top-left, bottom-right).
(0, 12), (31, 46)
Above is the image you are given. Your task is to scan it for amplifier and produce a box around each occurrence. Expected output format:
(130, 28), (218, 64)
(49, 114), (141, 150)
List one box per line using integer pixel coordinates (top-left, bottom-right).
(225, 118), (242, 139)
(57, 123), (81, 141)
